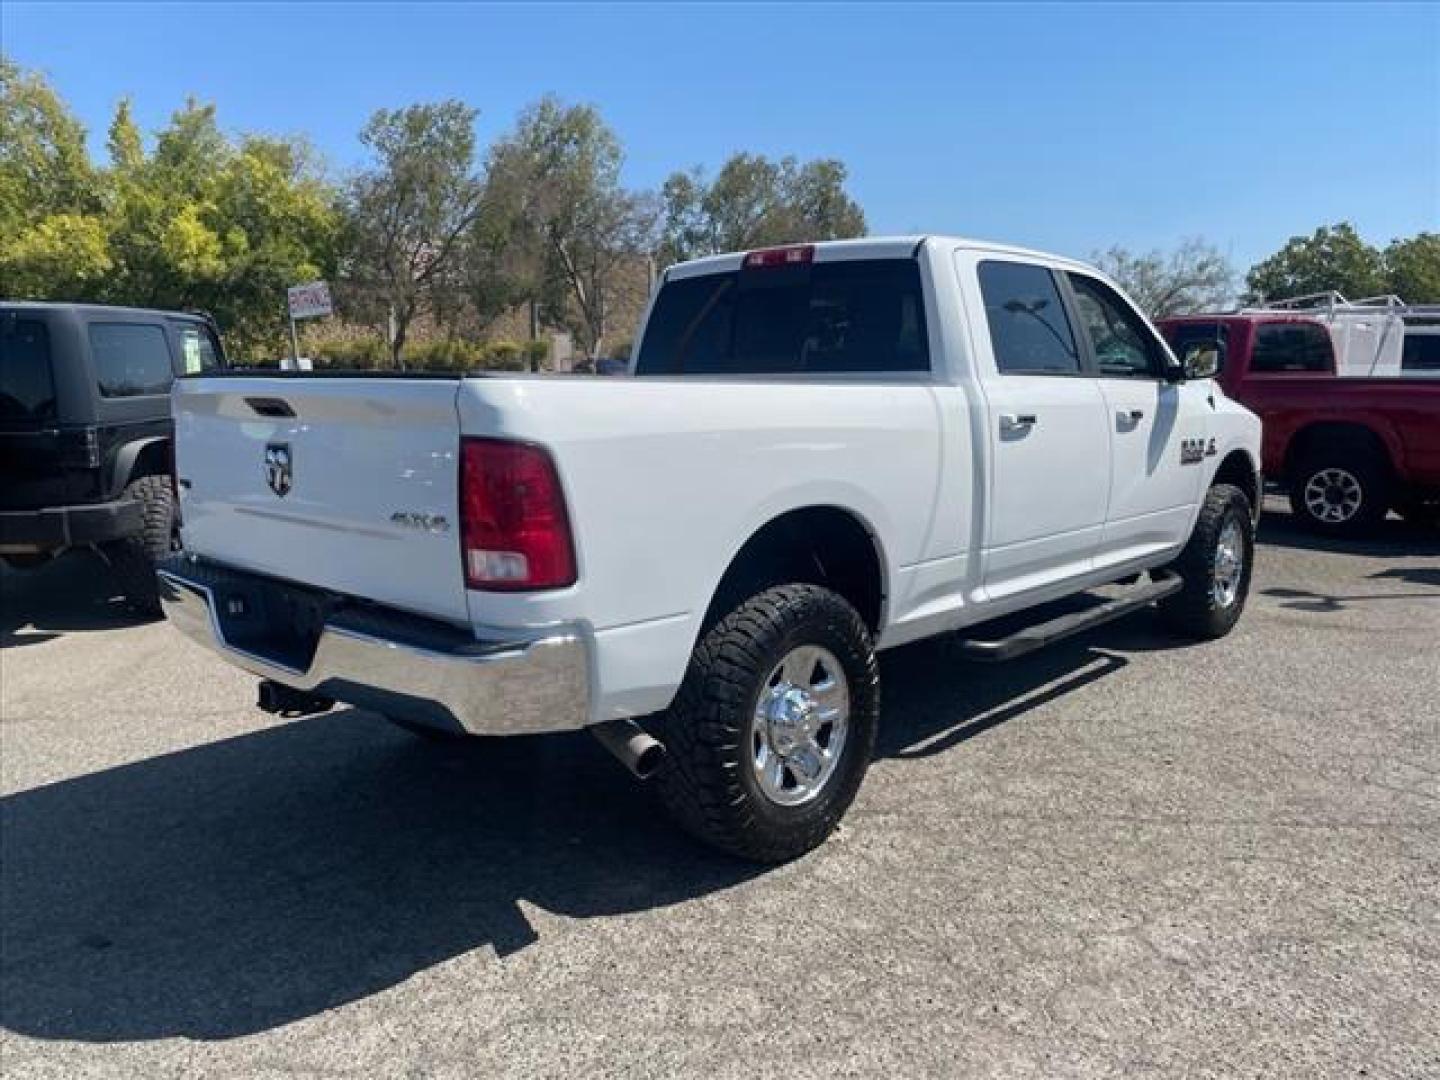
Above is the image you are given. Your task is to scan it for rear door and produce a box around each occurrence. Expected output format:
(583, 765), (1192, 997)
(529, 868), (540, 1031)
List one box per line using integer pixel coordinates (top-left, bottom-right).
(1064, 271), (1205, 567)
(174, 377), (470, 623)
(963, 255), (1111, 600)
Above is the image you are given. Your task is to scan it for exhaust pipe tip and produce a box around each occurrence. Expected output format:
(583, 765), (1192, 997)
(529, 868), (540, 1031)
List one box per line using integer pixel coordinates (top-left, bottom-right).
(257, 679), (334, 718)
(592, 718), (667, 781)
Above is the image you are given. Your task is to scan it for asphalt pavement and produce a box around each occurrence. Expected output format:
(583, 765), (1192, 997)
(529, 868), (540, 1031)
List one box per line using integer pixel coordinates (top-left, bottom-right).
(2, 502), (1437, 1078)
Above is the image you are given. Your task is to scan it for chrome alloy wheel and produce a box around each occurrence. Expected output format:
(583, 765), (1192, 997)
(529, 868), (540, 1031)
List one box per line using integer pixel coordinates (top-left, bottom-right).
(1211, 517), (1245, 608)
(1303, 467), (1363, 524)
(751, 645), (850, 807)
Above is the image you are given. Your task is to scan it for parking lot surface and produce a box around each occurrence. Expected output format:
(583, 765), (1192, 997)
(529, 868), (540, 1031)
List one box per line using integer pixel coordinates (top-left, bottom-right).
(2, 504), (1437, 1079)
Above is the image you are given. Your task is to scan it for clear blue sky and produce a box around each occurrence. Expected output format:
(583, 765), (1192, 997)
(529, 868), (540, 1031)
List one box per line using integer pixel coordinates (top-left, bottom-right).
(4, 2), (1436, 270)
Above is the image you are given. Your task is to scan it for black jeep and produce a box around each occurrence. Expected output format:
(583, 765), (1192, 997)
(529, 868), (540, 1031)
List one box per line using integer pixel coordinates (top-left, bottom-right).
(0, 302), (226, 614)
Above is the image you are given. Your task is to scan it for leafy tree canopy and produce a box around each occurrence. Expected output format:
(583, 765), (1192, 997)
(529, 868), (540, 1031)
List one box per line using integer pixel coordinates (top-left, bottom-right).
(1093, 238), (1235, 317)
(659, 152), (866, 264)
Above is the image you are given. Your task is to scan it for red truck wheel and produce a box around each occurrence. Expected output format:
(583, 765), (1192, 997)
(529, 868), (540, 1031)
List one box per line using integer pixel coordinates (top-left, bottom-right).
(1287, 448), (1390, 535)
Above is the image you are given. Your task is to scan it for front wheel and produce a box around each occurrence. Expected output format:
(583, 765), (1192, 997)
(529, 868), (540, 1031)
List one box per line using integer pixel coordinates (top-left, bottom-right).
(1160, 483), (1255, 641)
(655, 584), (879, 863)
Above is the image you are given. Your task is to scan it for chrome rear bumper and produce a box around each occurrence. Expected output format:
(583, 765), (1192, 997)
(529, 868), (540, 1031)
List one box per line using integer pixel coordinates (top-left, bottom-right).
(157, 559), (590, 736)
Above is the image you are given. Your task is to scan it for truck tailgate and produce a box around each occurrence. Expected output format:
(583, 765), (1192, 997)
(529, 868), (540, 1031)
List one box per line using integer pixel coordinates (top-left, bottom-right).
(174, 377), (470, 623)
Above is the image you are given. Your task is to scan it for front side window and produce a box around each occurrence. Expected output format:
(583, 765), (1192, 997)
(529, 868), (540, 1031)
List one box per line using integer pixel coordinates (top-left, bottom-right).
(1163, 321), (1229, 374)
(1250, 323), (1332, 373)
(0, 318), (57, 426)
(1067, 274), (1165, 378)
(634, 258), (929, 376)
(90, 323), (174, 397)
(977, 260), (1080, 375)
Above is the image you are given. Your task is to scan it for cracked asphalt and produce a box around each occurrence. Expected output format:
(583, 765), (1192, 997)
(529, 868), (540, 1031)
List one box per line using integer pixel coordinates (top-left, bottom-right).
(2, 500), (1437, 1079)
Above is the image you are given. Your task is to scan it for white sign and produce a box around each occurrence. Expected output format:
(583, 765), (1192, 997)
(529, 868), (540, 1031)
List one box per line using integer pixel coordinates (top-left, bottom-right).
(287, 281), (333, 321)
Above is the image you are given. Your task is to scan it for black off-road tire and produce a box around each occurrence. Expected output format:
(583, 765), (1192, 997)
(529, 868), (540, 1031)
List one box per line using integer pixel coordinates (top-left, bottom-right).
(655, 584), (880, 863)
(1287, 445), (1391, 535)
(107, 474), (178, 617)
(1160, 483), (1254, 641)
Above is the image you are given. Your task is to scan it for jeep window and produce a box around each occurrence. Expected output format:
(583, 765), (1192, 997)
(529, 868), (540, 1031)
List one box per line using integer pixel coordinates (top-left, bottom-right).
(635, 259), (929, 376)
(1250, 323), (1332, 373)
(978, 260), (1081, 375)
(1067, 273), (1165, 378)
(177, 325), (222, 374)
(0, 318), (57, 426)
(90, 323), (174, 397)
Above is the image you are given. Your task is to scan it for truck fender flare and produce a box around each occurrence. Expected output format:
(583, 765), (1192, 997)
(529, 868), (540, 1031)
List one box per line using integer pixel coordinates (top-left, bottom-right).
(1283, 418), (1401, 478)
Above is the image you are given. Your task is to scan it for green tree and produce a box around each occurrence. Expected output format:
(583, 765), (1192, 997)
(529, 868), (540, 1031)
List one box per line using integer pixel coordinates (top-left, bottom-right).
(1093, 238), (1235, 317)
(659, 152), (866, 264)
(1383, 233), (1440, 303)
(1245, 222), (1388, 303)
(101, 100), (339, 354)
(485, 97), (658, 359)
(341, 101), (483, 367)
(0, 59), (109, 296)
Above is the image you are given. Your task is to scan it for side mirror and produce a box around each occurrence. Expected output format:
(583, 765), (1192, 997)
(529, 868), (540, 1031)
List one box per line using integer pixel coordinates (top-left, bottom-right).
(1181, 341), (1222, 381)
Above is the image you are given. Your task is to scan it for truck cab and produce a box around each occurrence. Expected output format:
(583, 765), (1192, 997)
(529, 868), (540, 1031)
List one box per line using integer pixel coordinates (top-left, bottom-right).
(0, 302), (226, 611)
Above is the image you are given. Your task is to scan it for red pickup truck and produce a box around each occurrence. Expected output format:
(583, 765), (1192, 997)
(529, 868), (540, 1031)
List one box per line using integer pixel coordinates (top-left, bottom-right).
(1158, 313), (1440, 534)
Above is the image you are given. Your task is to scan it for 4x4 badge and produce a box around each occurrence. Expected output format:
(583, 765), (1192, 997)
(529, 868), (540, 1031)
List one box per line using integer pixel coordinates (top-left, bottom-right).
(264, 442), (293, 497)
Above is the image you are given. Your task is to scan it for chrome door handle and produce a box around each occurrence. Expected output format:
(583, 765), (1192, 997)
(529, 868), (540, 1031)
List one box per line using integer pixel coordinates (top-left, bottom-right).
(999, 413), (1038, 432)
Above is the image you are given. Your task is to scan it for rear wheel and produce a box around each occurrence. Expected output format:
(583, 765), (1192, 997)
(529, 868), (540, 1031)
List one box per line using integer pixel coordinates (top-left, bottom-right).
(1287, 446), (1390, 535)
(1160, 483), (1254, 640)
(655, 584), (879, 863)
(107, 474), (178, 617)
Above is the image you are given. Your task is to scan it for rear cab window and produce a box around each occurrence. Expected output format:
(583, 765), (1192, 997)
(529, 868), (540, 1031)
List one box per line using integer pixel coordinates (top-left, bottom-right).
(89, 322), (175, 397)
(0, 317), (57, 427)
(635, 257), (929, 376)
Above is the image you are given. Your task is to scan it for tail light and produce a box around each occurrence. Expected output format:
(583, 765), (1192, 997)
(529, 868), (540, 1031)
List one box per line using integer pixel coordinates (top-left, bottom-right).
(459, 437), (576, 591)
(743, 244), (814, 269)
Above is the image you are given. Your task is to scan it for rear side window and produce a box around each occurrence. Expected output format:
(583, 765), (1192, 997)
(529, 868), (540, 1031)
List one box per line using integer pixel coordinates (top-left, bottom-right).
(1402, 331), (1440, 372)
(977, 261), (1081, 375)
(635, 259), (929, 376)
(0, 318), (57, 426)
(90, 323), (174, 397)
(1250, 323), (1332, 373)
(177, 324), (222, 374)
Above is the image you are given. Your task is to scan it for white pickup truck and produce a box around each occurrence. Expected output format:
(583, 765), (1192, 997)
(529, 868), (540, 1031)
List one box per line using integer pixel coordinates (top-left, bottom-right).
(160, 236), (1262, 861)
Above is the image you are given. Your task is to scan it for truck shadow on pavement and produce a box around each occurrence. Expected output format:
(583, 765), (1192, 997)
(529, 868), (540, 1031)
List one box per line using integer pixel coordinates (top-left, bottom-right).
(0, 554), (149, 649)
(1256, 507), (1440, 557)
(0, 718), (763, 1042)
(0, 625), (1135, 1044)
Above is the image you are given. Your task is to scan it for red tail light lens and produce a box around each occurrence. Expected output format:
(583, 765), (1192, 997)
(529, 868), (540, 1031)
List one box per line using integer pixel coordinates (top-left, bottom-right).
(459, 438), (576, 591)
(742, 244), (814, 269)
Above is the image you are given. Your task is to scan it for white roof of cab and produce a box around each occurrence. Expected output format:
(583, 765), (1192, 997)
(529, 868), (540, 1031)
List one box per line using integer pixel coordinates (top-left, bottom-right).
(665, 234), (1093, 281)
